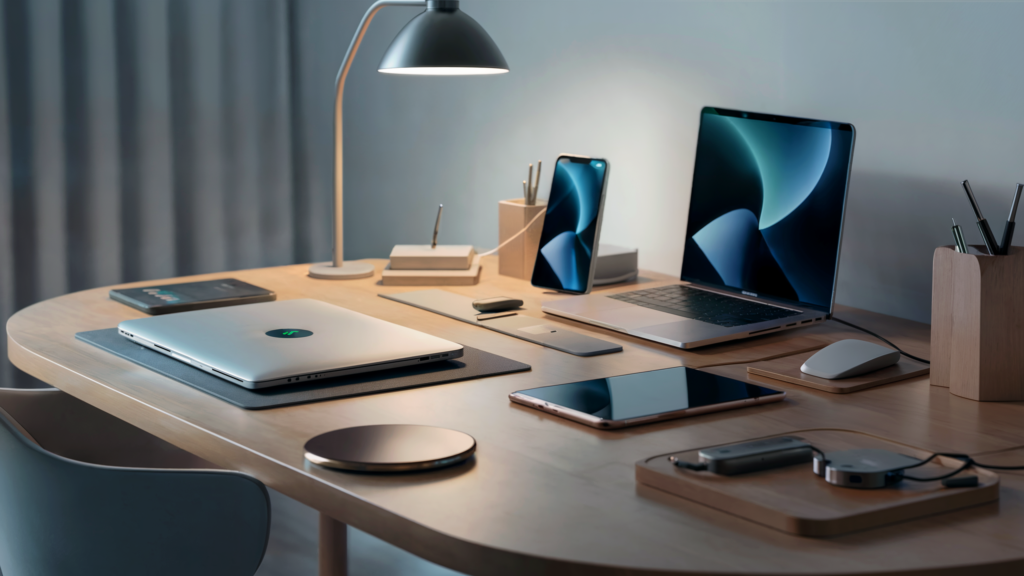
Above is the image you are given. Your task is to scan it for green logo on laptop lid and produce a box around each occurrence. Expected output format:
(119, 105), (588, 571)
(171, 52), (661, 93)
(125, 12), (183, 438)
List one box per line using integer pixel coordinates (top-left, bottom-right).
(266, 329), (313, 339)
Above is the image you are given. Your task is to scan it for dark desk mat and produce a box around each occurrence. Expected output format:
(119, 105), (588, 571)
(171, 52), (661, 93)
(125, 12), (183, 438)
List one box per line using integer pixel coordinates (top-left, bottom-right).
(76, 328), (530, 410)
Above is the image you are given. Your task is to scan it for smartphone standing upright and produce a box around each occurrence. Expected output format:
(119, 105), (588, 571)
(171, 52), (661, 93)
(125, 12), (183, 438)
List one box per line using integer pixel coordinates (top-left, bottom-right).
(530, 155), (610, 294)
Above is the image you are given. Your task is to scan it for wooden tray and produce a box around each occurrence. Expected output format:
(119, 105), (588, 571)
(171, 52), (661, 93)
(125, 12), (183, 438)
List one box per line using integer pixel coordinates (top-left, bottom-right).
(746, 349), (929, 393)
(636, 429), (999, 537)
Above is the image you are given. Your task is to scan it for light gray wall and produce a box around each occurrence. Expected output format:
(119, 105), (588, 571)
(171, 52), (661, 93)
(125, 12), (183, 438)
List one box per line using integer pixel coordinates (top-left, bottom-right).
(320, 0), (1024, 324)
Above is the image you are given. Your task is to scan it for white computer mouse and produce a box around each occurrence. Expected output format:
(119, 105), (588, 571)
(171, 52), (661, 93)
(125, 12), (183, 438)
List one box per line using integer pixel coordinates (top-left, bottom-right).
(800, 339), (900, 380)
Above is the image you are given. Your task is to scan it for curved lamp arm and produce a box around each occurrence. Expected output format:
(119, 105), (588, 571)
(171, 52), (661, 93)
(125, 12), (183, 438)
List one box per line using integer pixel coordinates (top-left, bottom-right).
(311, 0), (504, 279)
(330, 0), (426, 269)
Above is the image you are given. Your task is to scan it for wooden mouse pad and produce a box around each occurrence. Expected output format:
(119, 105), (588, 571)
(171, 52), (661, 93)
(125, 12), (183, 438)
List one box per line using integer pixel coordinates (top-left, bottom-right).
(746, 349), (929, 394)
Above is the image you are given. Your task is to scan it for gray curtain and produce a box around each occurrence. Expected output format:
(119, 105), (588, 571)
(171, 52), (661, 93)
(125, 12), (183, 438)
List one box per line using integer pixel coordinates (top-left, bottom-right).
(1, 0), (343, 388)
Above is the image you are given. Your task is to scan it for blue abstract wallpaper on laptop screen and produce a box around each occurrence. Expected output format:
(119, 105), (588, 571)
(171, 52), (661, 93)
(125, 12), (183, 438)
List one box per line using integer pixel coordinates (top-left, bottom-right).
(681, 109), (855, 311)
(532, 158), (607, 293)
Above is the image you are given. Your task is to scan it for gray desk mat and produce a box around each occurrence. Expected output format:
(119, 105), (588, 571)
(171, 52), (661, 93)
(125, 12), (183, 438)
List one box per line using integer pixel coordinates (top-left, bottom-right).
(380, 290), (622, 356)
(76, 328), (530, 410)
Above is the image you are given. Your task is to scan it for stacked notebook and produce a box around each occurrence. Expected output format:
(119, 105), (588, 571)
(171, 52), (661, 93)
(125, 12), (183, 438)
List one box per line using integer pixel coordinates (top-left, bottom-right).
(383, 245), (481, 286)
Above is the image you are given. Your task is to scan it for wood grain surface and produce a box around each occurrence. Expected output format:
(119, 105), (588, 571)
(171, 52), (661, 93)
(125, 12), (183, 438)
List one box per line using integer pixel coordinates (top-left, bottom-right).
(381, 255), (482, 286)
(933, 245), (1024, 401)
(9, 256), (1024, 575)
(930, 246), (957, 388)
(497, 199), (545, 280)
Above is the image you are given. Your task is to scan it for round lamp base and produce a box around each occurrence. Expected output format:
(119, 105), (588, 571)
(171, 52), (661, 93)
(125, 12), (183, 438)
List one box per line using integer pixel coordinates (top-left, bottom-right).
(308, 261), (376, 280)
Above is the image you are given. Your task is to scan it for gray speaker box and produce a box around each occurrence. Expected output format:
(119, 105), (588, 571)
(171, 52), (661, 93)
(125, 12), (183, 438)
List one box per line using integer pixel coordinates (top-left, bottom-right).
(594, 244), (639, 286)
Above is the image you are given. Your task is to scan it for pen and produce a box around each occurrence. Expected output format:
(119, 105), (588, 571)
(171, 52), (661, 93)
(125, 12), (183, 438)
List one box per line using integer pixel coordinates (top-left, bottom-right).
(431, 204), (443, 249)
(951, 218), (968, 253)
(962, 180), (1000, 255)
(527, 163), (534, 205)
(476, 311), (517, 322)
(998, 183), (1023, 255)
(532, 160), (542, 205)
(523, 180), (528, 203)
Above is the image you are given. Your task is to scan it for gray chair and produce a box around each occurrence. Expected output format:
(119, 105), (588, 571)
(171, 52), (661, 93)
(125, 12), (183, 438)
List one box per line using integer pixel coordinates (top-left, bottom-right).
(0, 388), (270, 576)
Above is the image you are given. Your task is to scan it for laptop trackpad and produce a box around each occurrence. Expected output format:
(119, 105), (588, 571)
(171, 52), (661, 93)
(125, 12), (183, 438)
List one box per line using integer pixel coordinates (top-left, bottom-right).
(640, 319), (726, 342)
(591, 306), (683, 330)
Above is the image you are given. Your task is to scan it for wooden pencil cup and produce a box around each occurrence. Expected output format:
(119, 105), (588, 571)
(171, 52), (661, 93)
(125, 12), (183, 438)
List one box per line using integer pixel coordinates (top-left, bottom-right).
(931, 245), (1024, 401)
(498, 198), (546, 280)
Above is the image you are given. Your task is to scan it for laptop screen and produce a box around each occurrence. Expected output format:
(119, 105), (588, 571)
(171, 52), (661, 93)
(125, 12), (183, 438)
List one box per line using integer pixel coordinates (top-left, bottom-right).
(681, 107), (855, 313)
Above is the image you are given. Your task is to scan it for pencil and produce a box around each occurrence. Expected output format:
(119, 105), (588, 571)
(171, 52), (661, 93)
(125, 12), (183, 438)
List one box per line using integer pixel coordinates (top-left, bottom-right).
(533, 160), (542, 204)
(527, 163), (533, 205)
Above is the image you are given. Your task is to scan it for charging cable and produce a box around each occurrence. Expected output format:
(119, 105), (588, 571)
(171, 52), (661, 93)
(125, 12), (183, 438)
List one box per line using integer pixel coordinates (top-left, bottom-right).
(477, 209), (546, 258)
(900, 452), (1024, 482)
(810, 446), (1024, 480)
(830, 317), (930, 365)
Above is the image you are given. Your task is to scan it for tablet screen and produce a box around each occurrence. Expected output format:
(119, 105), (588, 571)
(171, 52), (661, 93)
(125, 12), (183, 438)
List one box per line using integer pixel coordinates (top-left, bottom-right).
(514, 367), (782, 421)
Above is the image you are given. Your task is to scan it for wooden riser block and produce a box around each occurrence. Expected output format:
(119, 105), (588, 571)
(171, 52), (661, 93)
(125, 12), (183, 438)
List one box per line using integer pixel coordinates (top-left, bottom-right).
(381, 256), (482, 286)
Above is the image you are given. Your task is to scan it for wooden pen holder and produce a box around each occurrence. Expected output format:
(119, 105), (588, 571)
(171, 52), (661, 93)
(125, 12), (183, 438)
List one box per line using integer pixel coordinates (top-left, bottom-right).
(498, 198), (546, 280)
(931, 245), (1024, 401)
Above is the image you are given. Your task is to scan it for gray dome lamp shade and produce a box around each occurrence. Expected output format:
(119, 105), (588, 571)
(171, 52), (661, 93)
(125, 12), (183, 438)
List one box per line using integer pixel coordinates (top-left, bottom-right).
(379, 1), (509, 75)
(308, 0), (507, 280)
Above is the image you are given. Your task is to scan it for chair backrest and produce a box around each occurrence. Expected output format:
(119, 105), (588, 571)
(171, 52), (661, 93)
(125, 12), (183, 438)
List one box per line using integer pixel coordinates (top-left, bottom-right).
(0, 395), (270, 576)
(0, 387), (214, 469)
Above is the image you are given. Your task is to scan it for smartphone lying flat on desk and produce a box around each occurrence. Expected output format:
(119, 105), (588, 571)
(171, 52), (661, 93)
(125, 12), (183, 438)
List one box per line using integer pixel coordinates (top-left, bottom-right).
(110, 278), (275, 315)
(510, 367), (785, 429)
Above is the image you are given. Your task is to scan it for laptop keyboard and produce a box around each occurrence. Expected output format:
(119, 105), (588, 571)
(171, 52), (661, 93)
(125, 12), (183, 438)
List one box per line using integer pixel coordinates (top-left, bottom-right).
(607, 285), (801, 328)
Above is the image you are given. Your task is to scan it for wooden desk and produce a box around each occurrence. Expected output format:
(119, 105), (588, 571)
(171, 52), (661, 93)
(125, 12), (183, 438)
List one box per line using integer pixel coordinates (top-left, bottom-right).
(9, 257), (1024, 575)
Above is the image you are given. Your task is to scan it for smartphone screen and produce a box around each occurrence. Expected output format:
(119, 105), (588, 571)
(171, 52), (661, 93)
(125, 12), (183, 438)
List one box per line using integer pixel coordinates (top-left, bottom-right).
(512, 367), (783, 422)
(531, 156), (609, 294)
(109, 279), (275, 314)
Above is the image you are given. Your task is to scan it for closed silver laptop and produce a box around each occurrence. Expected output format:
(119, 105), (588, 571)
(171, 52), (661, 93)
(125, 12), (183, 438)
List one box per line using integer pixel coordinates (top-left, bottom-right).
(118, 299), (464, 389)
(543, 107), (856, 349)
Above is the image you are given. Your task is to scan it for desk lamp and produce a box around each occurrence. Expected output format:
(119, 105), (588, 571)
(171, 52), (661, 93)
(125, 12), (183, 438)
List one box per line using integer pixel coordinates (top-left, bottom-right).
(309, 0), (509, 279)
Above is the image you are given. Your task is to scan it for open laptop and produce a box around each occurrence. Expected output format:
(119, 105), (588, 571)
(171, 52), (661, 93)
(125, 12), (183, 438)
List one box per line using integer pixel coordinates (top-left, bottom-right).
(118, 299), (464, 389)
(543, 107), (856, 349)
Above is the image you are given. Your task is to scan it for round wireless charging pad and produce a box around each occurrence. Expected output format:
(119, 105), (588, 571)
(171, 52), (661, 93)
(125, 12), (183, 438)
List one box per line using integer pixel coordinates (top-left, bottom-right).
(304, 424), (476, 473)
